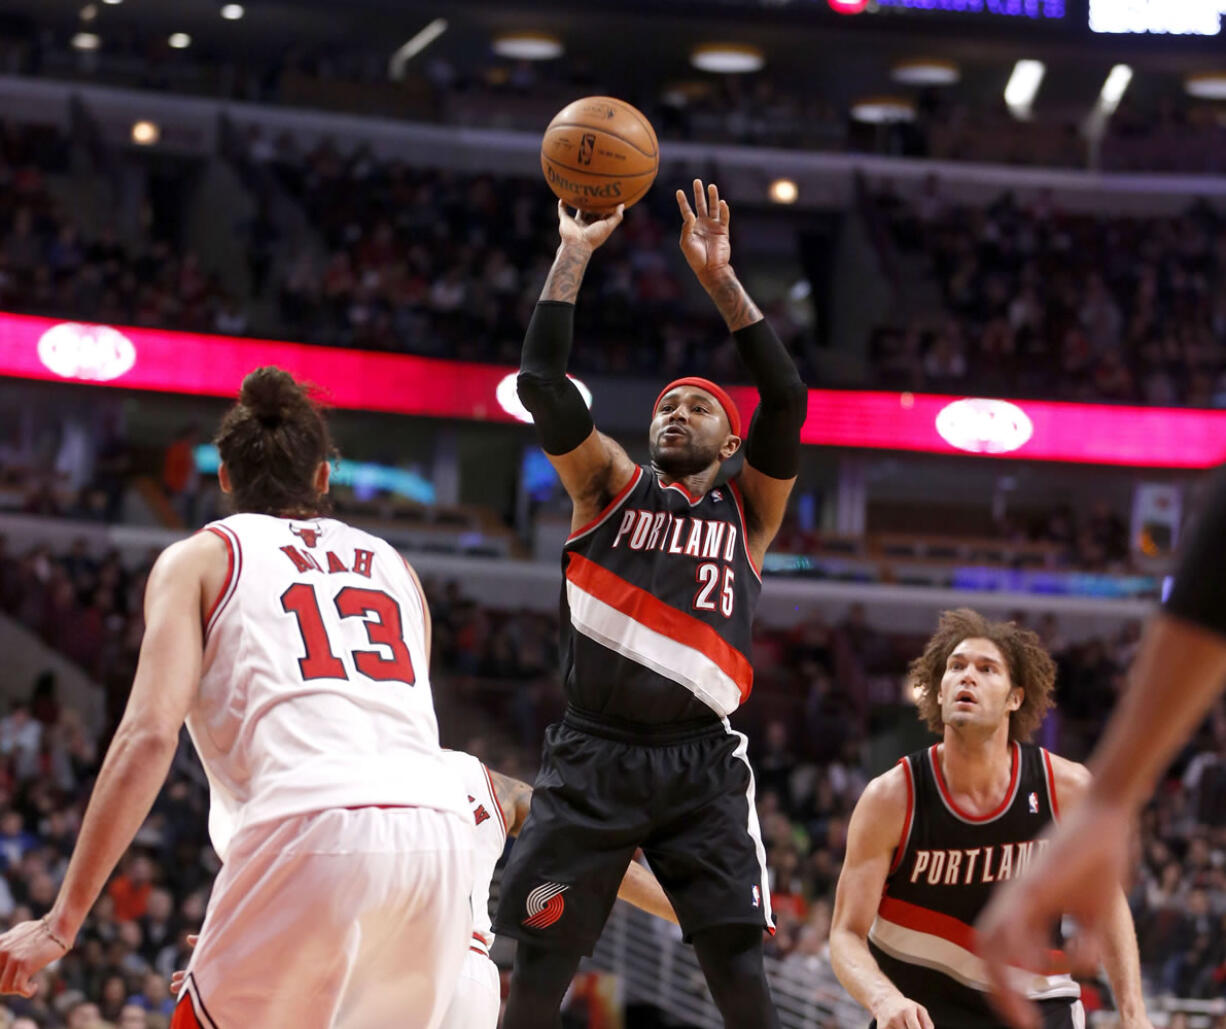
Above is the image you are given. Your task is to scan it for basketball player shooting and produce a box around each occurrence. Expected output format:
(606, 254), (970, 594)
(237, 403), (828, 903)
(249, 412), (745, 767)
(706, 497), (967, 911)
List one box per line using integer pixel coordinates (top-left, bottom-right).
(493, 179), (807, 1029)
(829, 609), (1150, 1029)
(978, 463), (1226, 1027)
(0, 368), (475, 1029)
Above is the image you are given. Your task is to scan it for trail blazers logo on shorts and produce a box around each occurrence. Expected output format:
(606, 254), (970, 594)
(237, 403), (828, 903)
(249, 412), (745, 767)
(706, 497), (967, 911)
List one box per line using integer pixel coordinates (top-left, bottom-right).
(523, 882), (570, 929)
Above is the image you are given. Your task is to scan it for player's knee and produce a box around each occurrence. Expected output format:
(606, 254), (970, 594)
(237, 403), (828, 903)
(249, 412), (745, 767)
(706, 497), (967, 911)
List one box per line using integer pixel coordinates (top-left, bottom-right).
(691, 923), (769, 987)
(690, 924), (778, 1026)
(503, 944), (584, 1029)
(509, 942), (583, 996)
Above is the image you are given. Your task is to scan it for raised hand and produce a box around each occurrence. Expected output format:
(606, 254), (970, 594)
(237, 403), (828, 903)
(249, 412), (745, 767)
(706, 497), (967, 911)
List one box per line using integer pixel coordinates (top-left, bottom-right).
(676, 179), (732, 285)
(557, 201), (624, 253)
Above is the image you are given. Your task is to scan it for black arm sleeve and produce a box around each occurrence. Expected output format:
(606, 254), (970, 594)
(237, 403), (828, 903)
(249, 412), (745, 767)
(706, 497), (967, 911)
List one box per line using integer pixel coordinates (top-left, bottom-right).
(516, 301), (595, 456)
(1165, 465), (1226, 639)
(734, 319), (808, 479)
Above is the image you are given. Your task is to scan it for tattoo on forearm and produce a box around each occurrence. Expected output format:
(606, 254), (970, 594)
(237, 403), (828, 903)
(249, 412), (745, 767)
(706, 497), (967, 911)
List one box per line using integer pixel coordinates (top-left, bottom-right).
(706, 275), (763, 332)
(542, 246), (592, 304)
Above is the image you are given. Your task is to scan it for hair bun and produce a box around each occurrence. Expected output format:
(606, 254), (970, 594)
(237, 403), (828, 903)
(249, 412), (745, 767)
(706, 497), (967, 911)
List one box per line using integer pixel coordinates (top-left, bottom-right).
(240, 367), (303, 429)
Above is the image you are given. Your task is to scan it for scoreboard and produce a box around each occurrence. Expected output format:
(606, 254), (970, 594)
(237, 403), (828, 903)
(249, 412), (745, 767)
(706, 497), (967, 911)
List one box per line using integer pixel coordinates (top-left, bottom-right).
(651, 0), (1224, 34)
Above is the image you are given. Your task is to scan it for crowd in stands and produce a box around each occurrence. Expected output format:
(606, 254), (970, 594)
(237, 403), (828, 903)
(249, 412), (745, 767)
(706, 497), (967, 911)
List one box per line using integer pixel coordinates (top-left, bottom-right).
(0, 118), (810, 384)
(868, 179), (1226, 407)
(7, 17), (1226, 175)
(258, 140), (818, 381)
(0, 530), (1221, 1023)
(0, 123), (245, 339)
(7, 109), (1226, 413)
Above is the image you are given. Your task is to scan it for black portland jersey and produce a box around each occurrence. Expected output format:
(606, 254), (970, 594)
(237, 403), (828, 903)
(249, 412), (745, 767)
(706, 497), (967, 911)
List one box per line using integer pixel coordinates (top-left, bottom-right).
(868, 743), (1080, 1026)
(560, 465), (761, 729)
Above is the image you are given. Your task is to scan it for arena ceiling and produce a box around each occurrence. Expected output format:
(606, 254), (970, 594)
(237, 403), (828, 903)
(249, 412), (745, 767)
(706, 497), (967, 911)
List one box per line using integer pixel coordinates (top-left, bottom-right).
(3, 0), (1224, 121)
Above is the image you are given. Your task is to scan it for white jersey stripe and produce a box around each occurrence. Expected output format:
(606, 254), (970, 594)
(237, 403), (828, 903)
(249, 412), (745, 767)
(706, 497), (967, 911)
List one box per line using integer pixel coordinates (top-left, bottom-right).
(869, 917), (1080, 1000)
(723, 719), (775, 931)
(566, 579), (742, 717)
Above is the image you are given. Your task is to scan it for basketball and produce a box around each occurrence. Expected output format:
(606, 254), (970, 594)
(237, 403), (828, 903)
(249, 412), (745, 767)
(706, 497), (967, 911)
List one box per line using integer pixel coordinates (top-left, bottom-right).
(540, 96), (659, 215)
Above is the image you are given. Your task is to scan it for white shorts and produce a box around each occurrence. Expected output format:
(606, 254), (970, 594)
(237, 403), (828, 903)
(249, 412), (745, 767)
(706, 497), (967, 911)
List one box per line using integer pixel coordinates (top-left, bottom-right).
(174, 806), (473, 1029)
(437, 949), (501, 1029)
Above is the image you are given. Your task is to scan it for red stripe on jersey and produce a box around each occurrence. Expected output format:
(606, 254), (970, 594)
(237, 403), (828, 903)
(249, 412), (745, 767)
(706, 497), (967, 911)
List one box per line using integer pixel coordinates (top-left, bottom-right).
(727, 480), (762, 581)
(660, 478), (701, 504)
(1042, 748), (1060, 819)
(172, 977), (220, 1029)
(480, 763), (509, 837)
(878, 896), (1070, 975)
(565, 552), (753, 699)
(566, 467), (643, 542)
(930, 742), (1019, 823)
(170, 997), (204, 1029)
(203, 526), (235, 630)
(888, 758), (915, 876)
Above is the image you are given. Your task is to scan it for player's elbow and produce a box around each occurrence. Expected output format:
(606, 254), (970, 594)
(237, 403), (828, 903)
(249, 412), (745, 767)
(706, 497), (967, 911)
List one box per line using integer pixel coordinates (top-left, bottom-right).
(113, 718), (181, 760)
(774, 380), (809, 427)
(516, 370), (567, 415)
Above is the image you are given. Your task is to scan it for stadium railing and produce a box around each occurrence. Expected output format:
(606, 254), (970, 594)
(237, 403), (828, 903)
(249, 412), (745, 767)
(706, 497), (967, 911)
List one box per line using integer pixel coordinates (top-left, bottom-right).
(585, 902), (864, 1029)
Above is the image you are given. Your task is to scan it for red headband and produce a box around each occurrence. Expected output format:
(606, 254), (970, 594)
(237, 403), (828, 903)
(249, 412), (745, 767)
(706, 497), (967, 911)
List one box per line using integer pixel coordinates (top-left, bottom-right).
(653, 377), (742, 438)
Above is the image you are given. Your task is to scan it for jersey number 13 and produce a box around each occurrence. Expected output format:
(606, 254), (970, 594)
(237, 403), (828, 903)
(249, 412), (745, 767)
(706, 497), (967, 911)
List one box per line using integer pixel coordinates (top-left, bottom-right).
(280, 583), (417, 685)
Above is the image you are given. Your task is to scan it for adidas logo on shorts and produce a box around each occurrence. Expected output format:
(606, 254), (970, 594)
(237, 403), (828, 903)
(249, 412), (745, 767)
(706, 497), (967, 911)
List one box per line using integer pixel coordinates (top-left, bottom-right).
(523, 882), (569, 929)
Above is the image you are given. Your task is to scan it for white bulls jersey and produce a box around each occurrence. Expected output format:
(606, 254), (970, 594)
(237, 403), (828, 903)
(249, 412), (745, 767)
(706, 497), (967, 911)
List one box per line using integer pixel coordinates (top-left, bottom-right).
(190, 513), (467, 860)
(440, 750), (509, 955)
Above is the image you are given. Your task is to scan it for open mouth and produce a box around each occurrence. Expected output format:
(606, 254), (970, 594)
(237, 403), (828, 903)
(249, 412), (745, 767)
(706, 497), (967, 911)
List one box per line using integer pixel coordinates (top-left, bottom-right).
(955, 690), (976, 705)
(661, 427), (688, 441)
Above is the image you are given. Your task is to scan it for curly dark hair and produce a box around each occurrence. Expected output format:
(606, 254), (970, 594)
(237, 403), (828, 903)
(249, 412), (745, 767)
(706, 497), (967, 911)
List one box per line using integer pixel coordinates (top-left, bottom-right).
(215, 367), (338, 517)
(908, 608), (1057, 743)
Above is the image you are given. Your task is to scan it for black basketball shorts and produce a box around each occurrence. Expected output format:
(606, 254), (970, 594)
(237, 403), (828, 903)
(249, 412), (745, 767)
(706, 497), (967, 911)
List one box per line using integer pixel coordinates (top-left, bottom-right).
(493, 710), (774, 955)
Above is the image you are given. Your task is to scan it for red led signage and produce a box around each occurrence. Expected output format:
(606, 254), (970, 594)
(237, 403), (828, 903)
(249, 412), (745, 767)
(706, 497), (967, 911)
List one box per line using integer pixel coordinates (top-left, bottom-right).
(3, 313), (1225, 469)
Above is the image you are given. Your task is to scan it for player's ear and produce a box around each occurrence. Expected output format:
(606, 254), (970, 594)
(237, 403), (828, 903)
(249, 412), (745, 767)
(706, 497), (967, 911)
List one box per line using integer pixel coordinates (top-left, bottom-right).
(1008, 687), (1024, 712)
(218, 463), (232, 495)
(314, 461), (331, 496)
(720, 433), (742, 461)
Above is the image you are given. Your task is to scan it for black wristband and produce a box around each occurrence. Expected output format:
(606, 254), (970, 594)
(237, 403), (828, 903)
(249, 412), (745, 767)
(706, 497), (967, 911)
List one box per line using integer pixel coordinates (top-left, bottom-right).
(517, 301), (594, 456)
(734, 320), (807, 479)
(1165, 466), (1226, 639)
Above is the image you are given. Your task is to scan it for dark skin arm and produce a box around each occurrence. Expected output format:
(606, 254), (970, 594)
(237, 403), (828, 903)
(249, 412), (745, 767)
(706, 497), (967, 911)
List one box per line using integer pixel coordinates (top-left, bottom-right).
(534, 201), (638, 533)
(485, 767), (678, 924)
(676, 180), (798, 568)
(979, 613), (1226, 1027)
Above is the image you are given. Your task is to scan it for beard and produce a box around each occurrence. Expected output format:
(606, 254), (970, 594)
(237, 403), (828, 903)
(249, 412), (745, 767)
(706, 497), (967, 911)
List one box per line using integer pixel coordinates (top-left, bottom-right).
(649, 436), (722, 479)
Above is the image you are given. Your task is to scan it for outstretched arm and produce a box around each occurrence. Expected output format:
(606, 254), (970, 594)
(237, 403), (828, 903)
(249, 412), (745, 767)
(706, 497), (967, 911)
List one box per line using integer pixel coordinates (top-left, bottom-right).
(978, 465), (1226, 1028)
(517, 201), (637, 532)
(0, 533), (218, 997)
(487, 767), (677, 924)
(676, 180), (807, 566)
(1047, 759), (1149, 1029)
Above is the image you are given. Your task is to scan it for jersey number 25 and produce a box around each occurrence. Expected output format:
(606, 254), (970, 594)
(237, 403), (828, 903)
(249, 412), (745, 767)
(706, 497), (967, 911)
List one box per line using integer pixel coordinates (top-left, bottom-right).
(280, 583), (416, 685)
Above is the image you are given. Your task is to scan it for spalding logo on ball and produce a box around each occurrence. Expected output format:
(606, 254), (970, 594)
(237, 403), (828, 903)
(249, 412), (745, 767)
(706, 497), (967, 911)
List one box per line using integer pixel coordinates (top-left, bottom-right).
(541, 96), (660, 215)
